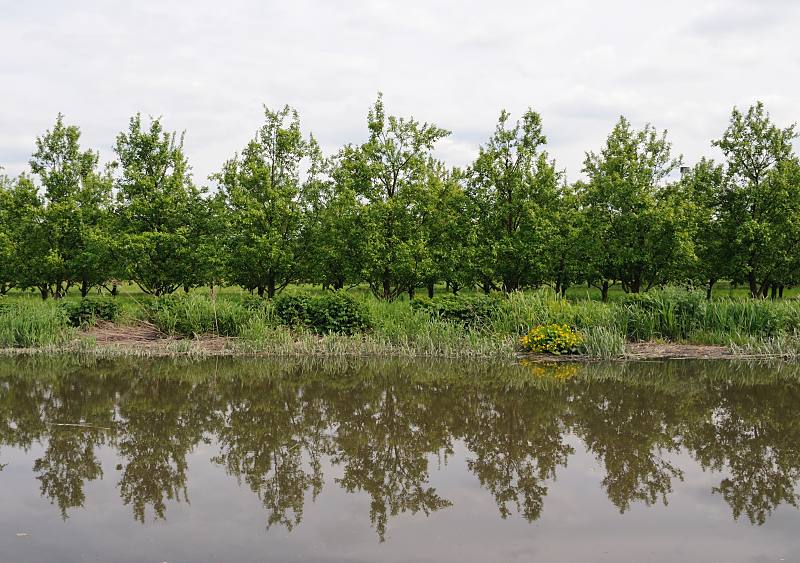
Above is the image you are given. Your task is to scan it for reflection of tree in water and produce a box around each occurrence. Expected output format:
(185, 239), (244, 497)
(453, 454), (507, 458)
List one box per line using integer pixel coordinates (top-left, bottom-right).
(462, 387), (572, 521)
(115, 378), (216, 522)
(5, 371), (119, 518)
(573, 381), (685, 512)
(212, 380), (329, 530)
(328, 380), (455, 541)
(684, 383), (800, 525)
(5, 358), (800, 534)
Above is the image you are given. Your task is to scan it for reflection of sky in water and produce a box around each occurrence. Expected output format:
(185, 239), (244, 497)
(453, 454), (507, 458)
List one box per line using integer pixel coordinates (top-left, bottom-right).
(1, 358), (800, 562)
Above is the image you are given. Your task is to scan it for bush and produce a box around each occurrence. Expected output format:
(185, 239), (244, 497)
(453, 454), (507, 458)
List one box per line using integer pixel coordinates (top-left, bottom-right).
(519, 323), (583, 355)
(273, 294), (316, 327)
(61, 297), (121, 327)
(411, 294), (501, 327)
(309, 292), (373, 335)
(274, 291), (372, 335)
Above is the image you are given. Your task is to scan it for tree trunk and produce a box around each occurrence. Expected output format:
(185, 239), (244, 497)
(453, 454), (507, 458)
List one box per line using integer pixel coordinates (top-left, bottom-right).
(408, 286), (415, 300)
(601, 281), (610, 303)
(80, 280), (90, 298)
(779, 285), (785, 298)
(748, 270), (759, 298)
(39, 286), (49, 300)
(427, 282), (434, 299)
(257, 285), (265, 298)
(382, 277), (392, 300)
(503, 278), (519, 293)
(482, 281), (492, 295)
(267, 278), (276, 299)
(111, 283), (118, 297)
(706, 278), (716, 300)
(451, 282), (460, 295)
(183, 284), (190, 294)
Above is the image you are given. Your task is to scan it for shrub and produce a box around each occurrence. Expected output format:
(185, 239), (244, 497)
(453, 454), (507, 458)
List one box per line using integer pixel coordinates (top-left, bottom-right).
(519, 323), (583, 355)
(273, 294), (316, 327)
(61, 297), (121, 327)
(274, 291), (372, 335)
(411, 294), (501, 327)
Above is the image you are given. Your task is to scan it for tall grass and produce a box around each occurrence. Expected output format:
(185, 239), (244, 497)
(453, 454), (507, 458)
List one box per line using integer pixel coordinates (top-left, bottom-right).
(147, 294), (270, 337)
(5, 287), (800, 359)
(0, 301), (71, 347)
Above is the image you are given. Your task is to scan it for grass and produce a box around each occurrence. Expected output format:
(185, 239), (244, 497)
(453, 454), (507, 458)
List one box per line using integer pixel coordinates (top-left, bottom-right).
(3, 285), (800, 359)
(0, 301), (73, 347)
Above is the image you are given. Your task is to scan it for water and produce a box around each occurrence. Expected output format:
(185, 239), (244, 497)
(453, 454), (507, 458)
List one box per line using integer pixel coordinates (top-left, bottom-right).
(1, 356), (800, 562)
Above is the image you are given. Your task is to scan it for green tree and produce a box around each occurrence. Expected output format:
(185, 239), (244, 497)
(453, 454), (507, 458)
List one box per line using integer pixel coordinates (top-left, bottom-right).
(713, 102), (799, 298)
(0, 173), (45, 296)
(418, 163), (475, 296)
(300, 140), (365, 289)
(29, 114), (114, 298)
(214, 105), (307, 298)
(579, 116), (685, 300)
(113, 114), (197, 296)
(468, 109), (562, 292)
(340, 94), (449, 300)
(679, 159), (731, 298)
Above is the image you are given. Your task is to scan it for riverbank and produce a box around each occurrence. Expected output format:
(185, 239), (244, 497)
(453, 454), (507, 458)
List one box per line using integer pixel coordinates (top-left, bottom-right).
(2, 289), (800, 360)
(1, 321), (797, 362)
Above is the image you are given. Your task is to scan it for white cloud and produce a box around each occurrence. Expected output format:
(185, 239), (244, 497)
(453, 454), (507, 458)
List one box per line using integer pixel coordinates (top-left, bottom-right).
(1, 0), (798, 184)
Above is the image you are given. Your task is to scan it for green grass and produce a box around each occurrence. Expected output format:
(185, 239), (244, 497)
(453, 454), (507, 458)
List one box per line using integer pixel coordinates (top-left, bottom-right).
(4, 284), (800, 359)
(0, 301), (72, 347)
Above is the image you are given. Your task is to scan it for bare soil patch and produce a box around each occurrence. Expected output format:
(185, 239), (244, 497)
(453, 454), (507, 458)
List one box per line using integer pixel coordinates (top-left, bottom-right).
(84, 322), (234, 356)
(623, 342), (733, 360)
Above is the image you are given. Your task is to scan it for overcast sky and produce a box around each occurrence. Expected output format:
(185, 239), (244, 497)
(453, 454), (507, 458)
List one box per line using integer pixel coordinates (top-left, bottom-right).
(1, 0), (798, 185)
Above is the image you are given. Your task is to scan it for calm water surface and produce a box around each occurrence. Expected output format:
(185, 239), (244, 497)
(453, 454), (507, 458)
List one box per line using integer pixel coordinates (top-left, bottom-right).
(1, 356), (800, 562)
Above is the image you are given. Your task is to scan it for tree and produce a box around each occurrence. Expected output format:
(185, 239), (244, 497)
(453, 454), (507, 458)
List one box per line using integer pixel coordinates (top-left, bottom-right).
(468, 109), (562, 293)
(214, 105), (307, 298)
(712, 102), (799, 298)
(579, 116), (685, 300)
(418, 163), (475, 296)
(113, 114), (197, 296)
(29, 114), (114, 298)
(679, 159), (731, 298)
(340, 94), (449, 300)
(299, 139), (365, 290)
(0, 173), (45, 296)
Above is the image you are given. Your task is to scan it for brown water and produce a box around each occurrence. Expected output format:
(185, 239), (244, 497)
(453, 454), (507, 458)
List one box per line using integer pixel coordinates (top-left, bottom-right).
(1, 356), (800, 562)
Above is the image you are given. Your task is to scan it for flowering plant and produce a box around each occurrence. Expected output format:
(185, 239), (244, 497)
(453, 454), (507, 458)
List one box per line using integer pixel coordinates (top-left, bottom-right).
(519, 323), (583, 355)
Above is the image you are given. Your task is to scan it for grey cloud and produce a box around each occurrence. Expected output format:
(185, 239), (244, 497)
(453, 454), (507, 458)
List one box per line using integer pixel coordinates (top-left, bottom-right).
(1, 0), (798, 185)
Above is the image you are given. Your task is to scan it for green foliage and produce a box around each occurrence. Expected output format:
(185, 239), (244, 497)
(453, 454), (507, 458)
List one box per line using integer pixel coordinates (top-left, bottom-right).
(113, 114), (203, 296)
(0, 301), (70, 347)
(61, 297), (121, 327)
(468, 109), (563, 292)
(147, 295), (253, 337)
(274, 292), (372, 335)
(2, 99), (800, 309)
(411, 294), (501, 327)
(273, 294), (316, 327)
(580, 326), (626, 358)
(578, 116), (686, 299)
(214, 105), (307, 298)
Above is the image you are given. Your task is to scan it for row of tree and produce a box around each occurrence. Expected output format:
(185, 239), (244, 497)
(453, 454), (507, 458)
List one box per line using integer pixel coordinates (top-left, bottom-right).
(1, 97), (798, 300)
